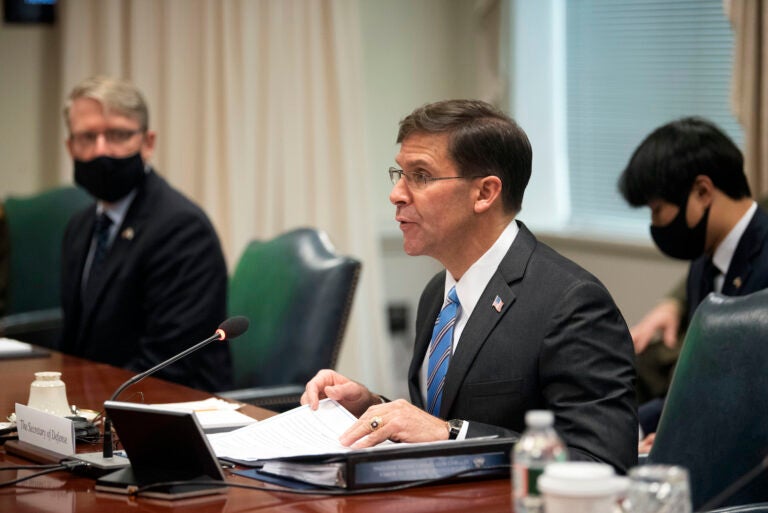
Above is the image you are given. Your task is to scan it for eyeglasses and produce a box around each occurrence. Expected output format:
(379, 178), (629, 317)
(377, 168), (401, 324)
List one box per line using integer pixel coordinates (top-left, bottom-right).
(70, 129), (143, 148)
(388, 167), (483, 189)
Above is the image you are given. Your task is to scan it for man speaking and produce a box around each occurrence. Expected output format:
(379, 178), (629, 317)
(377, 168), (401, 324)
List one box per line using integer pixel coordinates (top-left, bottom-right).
(303, 100), (637, 474)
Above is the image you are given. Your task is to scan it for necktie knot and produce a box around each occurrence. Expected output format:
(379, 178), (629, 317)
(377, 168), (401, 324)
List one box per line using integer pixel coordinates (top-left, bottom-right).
(447, 286), (459, 305)
(95, 212), (113, 235)
(703, 258), (720, 295)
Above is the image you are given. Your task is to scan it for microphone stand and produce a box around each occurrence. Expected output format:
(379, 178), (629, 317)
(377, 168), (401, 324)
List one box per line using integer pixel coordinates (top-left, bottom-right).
(101, 329), (225, 458)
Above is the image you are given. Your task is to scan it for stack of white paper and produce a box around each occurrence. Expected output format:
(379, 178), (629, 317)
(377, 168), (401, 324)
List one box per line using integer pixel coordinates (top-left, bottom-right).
(149, 397), (257, 432)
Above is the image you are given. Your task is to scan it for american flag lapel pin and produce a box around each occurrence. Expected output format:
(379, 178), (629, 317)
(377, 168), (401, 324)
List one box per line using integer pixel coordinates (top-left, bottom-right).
(492, 295), (504, 313)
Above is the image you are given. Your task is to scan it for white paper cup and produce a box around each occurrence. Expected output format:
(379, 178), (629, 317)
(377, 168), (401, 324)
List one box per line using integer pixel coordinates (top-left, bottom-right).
(538, 462), (629, 513)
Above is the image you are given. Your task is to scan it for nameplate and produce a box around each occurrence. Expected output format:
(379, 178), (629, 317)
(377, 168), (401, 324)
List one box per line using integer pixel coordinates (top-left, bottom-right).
(15, 403), (76, 456)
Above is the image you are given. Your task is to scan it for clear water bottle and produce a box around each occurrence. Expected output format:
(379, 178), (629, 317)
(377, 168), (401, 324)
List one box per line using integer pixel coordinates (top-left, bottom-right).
(513, 410), (567, 513)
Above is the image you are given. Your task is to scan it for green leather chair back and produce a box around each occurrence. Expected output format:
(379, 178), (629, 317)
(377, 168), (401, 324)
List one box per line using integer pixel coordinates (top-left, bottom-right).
(648, 289), (768, 510)
(227, 228), (361, 391)
(3, 186), (90, 314)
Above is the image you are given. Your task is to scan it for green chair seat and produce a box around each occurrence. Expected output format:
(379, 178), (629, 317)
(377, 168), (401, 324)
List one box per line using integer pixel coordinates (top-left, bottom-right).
(219, 228), (361, 411)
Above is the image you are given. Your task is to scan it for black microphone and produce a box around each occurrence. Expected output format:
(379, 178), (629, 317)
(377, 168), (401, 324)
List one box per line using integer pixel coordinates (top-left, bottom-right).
(76, 317), (249, 470)
(106, 315), (249, 409)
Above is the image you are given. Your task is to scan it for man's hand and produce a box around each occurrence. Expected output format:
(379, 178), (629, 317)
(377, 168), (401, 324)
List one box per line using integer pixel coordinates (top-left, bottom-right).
(638, 432), (656, 454)
(340, 399), (450, 449)
(301, 369), (378, 417)
(630, 298), (682, 354)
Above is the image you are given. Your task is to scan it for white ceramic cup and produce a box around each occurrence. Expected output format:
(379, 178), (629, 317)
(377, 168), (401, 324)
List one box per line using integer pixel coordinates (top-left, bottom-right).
(27, 371), (72, 417)
(538, 462), (629, 513)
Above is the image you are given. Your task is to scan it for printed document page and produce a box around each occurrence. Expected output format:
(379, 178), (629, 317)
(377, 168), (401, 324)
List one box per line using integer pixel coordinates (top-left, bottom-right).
(208, 399), (359, 462)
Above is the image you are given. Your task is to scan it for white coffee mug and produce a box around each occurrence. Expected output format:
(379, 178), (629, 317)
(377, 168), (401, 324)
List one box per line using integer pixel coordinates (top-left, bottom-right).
(538, 462), (629, 513)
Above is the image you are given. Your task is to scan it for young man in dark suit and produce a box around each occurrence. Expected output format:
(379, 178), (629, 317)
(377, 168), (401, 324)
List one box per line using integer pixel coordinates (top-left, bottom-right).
(59, 76), (231, 392)
(619, 116), (768, 435)
(303, 100), (637, 474)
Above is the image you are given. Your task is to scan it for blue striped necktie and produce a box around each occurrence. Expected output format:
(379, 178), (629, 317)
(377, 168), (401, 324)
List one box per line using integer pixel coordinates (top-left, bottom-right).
(427, 286), (460, 416)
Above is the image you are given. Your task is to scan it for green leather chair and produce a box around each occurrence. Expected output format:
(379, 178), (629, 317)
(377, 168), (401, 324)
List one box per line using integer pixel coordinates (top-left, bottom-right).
(648, 288), (768, 510)
(219, 228), (361, 412)
(0, 186), (91, 347)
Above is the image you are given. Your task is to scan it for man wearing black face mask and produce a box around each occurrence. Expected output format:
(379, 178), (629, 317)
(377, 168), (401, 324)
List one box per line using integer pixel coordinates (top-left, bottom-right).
(59, 76), (232, 392)
(618, 116), (768, 435)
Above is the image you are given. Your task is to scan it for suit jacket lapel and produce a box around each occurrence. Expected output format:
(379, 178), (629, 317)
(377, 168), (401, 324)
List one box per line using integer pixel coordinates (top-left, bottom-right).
(69, 212), (96, 300)
(64, 209), (96, 353)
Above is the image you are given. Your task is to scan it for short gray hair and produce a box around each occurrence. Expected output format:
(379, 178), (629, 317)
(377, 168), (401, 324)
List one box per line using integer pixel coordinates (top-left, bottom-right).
(63, 76), (149, 132)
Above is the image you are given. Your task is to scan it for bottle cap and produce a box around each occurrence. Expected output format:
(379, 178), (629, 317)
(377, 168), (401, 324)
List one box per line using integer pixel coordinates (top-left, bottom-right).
(525, 410), (554, 427)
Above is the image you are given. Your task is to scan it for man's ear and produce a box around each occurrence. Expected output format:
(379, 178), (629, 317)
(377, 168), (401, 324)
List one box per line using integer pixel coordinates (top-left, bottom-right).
(140, 130), (157, 162)
(692, 174), (715, 204)
(473, 175), (503, 214)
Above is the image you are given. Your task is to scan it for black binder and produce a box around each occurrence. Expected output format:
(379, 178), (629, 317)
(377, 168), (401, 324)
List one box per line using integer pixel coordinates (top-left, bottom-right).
(254, 437), (515, 490)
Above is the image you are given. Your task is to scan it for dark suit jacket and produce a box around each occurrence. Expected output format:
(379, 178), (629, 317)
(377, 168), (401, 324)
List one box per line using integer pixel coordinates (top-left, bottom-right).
(408, 222), (637, 474)
(60, 170), (232, 392)
(687, 205), (768, 321)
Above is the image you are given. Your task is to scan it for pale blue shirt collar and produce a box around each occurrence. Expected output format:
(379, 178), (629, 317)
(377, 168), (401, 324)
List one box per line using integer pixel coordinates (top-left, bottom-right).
(712, 201), (757, 292)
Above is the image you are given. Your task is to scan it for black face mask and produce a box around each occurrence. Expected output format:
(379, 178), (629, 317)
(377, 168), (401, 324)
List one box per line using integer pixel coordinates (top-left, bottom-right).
(650, 195), (710, 260)
(74, 152), (146, 202)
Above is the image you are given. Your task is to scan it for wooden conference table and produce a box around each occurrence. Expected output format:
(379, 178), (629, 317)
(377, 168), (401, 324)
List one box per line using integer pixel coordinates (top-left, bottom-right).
(0, 348), (512, 513)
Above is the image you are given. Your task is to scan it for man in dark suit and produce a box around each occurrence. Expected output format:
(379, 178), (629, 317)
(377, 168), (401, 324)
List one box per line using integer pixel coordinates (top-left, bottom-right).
(59, 76), (231, 392)
(303, 100), (637, 473)
(618, 116), (768, 436)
